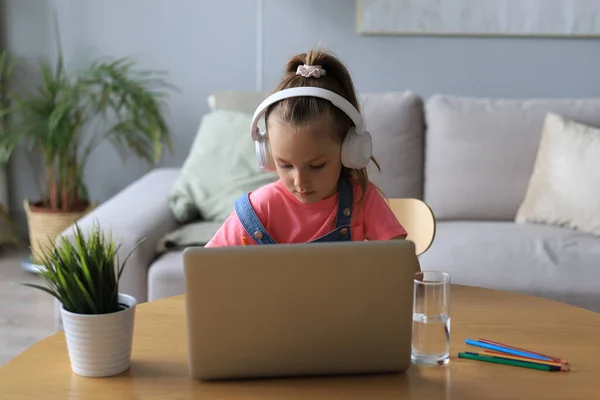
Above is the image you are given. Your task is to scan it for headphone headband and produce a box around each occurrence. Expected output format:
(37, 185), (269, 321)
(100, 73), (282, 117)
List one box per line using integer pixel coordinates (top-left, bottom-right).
(250, 87), (364, 140)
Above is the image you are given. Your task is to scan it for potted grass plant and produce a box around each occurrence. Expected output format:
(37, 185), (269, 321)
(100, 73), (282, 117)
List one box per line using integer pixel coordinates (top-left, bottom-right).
(18, 222), (145, 377)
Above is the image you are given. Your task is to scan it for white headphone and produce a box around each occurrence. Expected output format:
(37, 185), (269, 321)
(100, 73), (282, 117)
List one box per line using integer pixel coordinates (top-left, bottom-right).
(250, 87), (373, 172)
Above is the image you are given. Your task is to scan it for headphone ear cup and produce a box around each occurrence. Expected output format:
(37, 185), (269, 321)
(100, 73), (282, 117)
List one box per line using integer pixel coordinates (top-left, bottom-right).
(255, 133), (276, 172)
(341, 128), (373, 169)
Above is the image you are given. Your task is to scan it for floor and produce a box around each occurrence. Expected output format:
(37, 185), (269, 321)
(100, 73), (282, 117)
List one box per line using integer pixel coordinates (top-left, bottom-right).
(0, 246), (55, 367)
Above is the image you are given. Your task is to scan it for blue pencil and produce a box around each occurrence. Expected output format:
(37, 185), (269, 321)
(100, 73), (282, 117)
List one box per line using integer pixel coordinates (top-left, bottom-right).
(465, 339), (553, 362)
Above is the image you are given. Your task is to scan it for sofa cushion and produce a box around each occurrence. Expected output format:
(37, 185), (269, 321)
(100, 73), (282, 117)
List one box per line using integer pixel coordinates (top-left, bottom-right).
(516, 113), (600, 236)
(156, 221), (223, 255)
(168, 110), (278, 223)
(424, 95), (600, 220)
(148, 251), (185, 301)
(361, 91), (425, 199)
(419, 221), (600, 313)
(148, 221), (600, 313)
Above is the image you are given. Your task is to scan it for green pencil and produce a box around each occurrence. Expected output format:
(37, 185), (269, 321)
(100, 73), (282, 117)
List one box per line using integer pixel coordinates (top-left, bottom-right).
(458, 352), (565, 372)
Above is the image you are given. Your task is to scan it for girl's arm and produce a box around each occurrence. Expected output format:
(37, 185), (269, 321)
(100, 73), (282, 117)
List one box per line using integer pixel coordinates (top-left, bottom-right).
(363, 187), (421, 272)
(204, 211), (254, 247)
(362, 184), (408, 241)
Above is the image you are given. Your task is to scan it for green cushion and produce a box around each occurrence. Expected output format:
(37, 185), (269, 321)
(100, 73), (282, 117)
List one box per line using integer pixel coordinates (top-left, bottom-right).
(169, 110), (277, 223)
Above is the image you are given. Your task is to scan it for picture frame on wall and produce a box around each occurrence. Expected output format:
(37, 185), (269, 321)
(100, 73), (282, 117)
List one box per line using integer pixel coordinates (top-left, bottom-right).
(357, 0), (600, 37)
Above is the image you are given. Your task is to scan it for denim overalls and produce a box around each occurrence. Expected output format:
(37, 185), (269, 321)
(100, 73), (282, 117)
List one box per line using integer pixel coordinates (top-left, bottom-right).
(234, 177), (354, 244)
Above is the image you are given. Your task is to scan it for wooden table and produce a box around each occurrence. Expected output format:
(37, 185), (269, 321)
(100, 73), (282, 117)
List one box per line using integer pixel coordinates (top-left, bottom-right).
(2, 285), (600, 399)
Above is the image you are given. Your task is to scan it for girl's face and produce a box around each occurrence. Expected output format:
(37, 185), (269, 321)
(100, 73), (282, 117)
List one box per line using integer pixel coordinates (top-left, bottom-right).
(267, 115), (343, 205)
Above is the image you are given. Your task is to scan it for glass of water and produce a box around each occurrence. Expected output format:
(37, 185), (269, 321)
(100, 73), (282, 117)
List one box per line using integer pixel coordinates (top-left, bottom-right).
(411, 271), (451, 366)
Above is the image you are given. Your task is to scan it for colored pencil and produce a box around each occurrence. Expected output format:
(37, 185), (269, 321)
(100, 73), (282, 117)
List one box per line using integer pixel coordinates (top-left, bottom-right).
(465, 339), (554, 362)
(478, 351), (566, 368)
(241, 236), (249, 246)
(477, 338), (568, 365)
(459, 352), (568, 372)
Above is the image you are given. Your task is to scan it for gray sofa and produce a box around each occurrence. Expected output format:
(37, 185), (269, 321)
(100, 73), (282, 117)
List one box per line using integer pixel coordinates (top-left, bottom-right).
(55, 91), (600, 330)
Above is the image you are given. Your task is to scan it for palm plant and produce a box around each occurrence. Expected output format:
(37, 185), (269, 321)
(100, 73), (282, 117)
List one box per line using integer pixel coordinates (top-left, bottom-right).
(0, 50), (20, 244)
(0, 50), (13, 154)
(0, 34), (176, 212)
(20, 222), (144, 314)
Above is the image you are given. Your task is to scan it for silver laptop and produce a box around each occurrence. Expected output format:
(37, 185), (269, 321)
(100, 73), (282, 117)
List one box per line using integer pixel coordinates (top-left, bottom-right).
(183, 240), (419, 381)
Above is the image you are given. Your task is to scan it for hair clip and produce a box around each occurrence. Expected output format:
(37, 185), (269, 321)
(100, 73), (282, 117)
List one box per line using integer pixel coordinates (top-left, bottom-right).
(296, 64), (327, 78)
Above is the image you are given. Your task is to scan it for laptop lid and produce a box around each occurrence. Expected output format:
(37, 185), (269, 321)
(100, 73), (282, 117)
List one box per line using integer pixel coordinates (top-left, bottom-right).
(183, 240), (419, 380)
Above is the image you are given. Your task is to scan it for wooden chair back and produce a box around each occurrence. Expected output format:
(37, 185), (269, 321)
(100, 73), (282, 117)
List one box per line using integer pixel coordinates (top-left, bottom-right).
(387, 198), (436, 256)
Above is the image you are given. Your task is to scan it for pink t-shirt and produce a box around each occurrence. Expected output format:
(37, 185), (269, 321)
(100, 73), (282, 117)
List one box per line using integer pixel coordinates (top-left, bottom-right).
(205, 179), (407, 247)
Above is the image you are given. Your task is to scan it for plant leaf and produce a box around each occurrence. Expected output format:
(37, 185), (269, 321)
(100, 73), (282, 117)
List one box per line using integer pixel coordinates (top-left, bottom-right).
(73, 273), (99, 314)
(16, 283), (61, 302)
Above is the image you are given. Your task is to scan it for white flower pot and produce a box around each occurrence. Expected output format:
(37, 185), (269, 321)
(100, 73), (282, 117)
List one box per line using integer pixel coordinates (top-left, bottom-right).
(60, 293), (136, 377)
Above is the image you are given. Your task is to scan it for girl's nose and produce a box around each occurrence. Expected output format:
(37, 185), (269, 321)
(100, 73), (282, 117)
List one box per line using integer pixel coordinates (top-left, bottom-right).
(294, 170), (309, 188)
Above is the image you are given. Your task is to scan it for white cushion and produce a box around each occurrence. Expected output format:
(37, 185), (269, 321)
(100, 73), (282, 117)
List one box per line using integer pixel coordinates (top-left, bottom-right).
(168, 110), (278, 222)
(516, 113), (600, 236)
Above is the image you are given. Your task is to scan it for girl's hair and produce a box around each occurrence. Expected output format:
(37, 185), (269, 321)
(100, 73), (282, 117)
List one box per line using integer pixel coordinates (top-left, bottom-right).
(264, 48), (381, 205)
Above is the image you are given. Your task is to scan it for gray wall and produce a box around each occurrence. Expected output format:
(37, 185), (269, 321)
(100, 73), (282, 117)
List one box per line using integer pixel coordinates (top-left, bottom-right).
(3, 0), (600, 235)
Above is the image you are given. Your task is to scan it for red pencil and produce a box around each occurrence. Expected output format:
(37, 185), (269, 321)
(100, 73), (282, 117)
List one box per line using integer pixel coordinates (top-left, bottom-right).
(241, 236), (249, 246)
(477, 338), (568, 365)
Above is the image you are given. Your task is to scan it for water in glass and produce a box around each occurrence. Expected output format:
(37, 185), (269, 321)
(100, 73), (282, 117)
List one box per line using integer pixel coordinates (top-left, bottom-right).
(411, 271), (451, 366)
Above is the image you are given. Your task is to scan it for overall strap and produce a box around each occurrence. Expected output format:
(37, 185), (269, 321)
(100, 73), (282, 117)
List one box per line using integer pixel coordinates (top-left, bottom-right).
(335, 176), (354, 228)
(309, 177), (354, 243)
(234, 194), (277, 245)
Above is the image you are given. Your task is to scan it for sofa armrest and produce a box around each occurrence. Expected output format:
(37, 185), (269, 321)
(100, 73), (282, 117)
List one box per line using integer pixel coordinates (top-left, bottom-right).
(53, 167), (181, 330)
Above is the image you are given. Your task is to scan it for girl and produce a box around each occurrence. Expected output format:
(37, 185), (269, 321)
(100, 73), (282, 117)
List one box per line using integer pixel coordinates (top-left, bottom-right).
(205, 49), (407, 247)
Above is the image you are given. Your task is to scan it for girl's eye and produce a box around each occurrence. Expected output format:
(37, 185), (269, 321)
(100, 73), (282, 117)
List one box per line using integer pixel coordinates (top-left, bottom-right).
(278, 164), (292, 169)
(310, 163), (325, 170)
